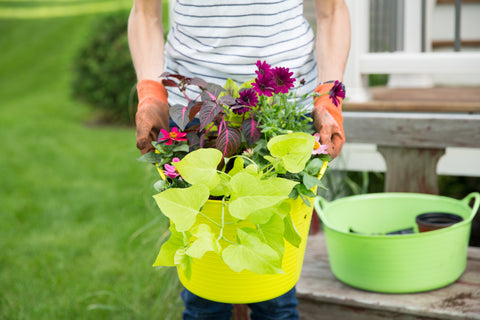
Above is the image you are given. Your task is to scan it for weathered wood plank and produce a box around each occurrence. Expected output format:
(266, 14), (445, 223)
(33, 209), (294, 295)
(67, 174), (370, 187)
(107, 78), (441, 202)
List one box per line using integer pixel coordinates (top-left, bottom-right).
(297, 233), (480, 320)
(343, 111), (480, 148)
(378, 146), (445, 194)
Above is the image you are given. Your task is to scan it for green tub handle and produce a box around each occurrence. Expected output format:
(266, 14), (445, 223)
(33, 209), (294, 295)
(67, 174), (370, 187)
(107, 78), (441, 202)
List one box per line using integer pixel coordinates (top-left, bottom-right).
(462, 192), (480, 220)
(314, 196), (329, 221)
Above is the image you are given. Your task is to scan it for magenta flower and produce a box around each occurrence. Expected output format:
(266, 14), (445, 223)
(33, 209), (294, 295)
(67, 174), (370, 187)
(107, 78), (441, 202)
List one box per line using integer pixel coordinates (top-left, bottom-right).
(158, 127), (187, 145)
(271, 66), (295, 94)
(238, 88), (258, 107)
(164, 157), (181, 179)
(255, 60), (272, 77)
(312, 133), (328, 155)
(329, 80), (346, 107)
(252, 74), (275, 97)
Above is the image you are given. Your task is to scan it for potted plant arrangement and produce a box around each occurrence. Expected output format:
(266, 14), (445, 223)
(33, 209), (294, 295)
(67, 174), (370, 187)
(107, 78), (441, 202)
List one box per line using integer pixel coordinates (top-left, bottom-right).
(138, 61), (342, 303)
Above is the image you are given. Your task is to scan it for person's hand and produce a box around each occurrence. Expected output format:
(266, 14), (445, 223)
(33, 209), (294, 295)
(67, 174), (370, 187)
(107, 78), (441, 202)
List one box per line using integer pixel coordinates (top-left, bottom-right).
(135, 79), (170, 154)
(311, 81), (345, 159)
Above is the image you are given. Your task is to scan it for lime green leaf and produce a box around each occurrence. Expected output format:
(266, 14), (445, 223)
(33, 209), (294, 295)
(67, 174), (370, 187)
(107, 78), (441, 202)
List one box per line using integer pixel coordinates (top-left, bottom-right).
(175, 148), (222, 190)
(185, 224), (221, 259)
(222, 229), (283, 274)
(249, 206), (278, 225)
(240, 78), (255, 90)
(256, 215), (285, 256)
(267, 133), (315, 173)
(244, 164), (260, 177)
(223, 78), (240, 98)
(153, 184), (210, 231)
(229, 173), (297, 220)
(209, 173), (231, 197)
(152, 228), (185, 267)
(228, 157), (245, 177)
(284, 214), (302, 248)
(175, 249), (193, 280)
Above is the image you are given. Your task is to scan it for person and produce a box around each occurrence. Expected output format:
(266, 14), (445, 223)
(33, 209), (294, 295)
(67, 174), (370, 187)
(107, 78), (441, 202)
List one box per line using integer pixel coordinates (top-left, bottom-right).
(128, 0), (350, 319)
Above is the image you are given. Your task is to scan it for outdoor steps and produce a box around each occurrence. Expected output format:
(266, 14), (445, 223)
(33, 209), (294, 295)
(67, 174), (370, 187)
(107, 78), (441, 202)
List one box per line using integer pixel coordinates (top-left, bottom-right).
(296, 232), (480, 320)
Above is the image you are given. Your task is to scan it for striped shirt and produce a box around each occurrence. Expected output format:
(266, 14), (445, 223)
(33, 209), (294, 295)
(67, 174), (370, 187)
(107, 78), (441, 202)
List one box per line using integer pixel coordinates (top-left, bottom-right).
(164, 0), (317, 109)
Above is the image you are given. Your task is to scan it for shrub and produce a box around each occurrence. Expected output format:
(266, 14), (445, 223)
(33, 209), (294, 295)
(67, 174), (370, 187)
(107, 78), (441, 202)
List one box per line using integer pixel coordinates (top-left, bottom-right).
(71, 11), (137, 125)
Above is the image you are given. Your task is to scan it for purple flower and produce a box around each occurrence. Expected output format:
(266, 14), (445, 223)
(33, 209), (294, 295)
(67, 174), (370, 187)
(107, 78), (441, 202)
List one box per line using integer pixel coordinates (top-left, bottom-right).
(231, 88), (258, 115)
(255, 60), (272, 77)
(271, 66), (295, 94)
(238, 88), (258, 107)
(252, 74), (275, 97)
(329, 80), (346, 107)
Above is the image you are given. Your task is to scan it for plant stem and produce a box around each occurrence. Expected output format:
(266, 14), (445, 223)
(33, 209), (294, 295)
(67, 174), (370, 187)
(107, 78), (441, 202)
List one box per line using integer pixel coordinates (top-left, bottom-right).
(216, 198), (226, 242)
(198, 212), (221, 228)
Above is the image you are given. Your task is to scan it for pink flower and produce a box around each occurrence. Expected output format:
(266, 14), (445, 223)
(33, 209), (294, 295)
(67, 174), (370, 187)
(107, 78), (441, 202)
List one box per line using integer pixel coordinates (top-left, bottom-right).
(158, 127), (187, 145)
(164, 157), (181, 179)
(312, 133), (328, 155)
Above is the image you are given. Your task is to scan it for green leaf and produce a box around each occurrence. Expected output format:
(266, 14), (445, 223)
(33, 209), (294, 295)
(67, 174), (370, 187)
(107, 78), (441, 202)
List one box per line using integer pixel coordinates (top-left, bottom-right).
(305, 158), (324, 176)
(175, 249), (193, 280)
(284, 215), (302, 248)
(153, 184), (210, 231)
(209, 173), (231, 197)
(223, 78), (240, 98)
(172, 143), (190, 153)
(175, 148), (222, 191)
(302, 173), (323, 190)
(152, 228), (185, 267)
(257, 215), (285, 256)
(267, 132), (315, 173)
(229, 173), (297, 220)
(221, 229), (284, 274)
(153, 179), (167, 192)
(185, 224), (221, 259)
(249, 206), (278, 225)
(228, 157), (245, 177)
(137, 151), (163, 163)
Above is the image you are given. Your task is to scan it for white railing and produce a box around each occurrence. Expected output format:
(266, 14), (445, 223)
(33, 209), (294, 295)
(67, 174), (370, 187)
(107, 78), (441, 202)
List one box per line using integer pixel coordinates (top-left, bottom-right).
(344, 0), (480, 102)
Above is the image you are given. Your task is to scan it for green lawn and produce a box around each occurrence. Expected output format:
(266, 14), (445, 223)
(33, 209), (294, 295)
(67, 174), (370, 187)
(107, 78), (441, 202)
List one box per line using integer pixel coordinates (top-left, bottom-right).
(0, 1), (183, 319)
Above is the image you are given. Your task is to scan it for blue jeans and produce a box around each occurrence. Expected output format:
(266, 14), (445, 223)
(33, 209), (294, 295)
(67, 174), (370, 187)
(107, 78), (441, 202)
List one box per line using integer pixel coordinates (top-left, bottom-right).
(181, 287), (299, 320)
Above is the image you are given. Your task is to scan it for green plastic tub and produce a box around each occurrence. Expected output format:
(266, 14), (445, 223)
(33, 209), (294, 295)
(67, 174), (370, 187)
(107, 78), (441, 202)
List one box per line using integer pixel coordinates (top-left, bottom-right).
(314, 192), (479, 293)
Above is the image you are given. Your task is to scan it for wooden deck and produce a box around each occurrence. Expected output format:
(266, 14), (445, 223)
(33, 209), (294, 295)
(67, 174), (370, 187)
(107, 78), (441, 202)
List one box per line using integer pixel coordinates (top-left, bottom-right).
(296, 232), (480, 320)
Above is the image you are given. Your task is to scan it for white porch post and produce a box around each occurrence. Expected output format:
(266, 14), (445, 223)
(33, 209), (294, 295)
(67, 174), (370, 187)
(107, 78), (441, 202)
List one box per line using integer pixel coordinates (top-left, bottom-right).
(343, 0), (371, 102)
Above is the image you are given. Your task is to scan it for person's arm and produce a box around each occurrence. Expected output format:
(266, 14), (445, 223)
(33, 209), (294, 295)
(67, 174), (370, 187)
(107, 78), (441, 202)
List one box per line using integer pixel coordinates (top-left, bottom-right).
(128, 0), (165, 81)
(312, 0), (351, 159)
(128, 0), (170, 154)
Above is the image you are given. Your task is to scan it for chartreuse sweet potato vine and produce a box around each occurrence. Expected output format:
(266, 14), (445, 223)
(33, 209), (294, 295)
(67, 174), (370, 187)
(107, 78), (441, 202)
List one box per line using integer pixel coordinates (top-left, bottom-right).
(151, 132), (324, 278)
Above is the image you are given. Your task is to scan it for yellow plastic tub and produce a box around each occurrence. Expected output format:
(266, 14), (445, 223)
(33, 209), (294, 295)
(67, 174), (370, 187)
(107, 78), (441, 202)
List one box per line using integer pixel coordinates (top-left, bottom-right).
(178, 196), (314, 303)
(315, 192), (479, 293)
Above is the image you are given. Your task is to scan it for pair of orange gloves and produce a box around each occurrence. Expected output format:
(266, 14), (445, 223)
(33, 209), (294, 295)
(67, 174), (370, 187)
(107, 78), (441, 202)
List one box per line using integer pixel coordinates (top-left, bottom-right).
(135, 80), (345, 159)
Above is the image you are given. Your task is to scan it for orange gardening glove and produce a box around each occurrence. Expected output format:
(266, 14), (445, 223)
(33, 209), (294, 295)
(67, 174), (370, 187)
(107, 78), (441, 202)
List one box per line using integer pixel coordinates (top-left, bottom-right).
(311, 81), (346, 159)
(135, 79), (170, 154)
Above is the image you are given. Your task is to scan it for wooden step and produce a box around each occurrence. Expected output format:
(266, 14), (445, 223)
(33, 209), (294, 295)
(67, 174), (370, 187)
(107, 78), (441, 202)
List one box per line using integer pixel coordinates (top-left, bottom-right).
(296, 233), (480, 320)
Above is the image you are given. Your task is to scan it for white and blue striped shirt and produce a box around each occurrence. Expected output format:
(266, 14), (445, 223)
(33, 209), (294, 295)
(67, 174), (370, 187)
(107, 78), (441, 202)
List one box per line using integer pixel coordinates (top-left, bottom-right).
(164, 0), (317, 109)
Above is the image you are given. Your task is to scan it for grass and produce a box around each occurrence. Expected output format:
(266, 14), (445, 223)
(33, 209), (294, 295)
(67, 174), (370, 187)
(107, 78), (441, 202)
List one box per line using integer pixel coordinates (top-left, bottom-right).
(0, 1), (183, 319)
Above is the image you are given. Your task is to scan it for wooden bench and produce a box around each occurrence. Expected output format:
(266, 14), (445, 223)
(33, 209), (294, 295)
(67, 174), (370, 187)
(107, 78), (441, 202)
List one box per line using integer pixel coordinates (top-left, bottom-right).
(296, 232), (480, 320)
